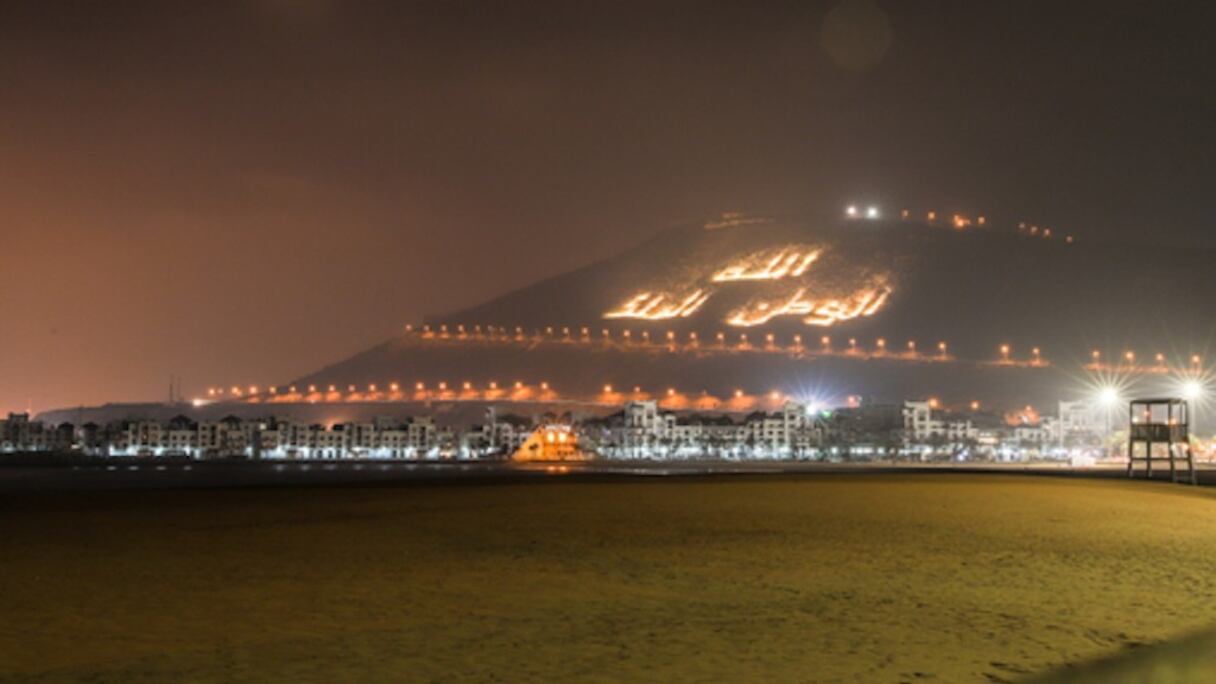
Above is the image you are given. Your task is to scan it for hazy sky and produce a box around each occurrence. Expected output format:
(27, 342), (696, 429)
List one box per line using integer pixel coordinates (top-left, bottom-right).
(2, 1), (1214, 412)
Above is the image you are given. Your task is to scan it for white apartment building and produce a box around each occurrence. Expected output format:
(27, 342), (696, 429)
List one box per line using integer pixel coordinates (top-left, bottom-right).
(902, 401), (978, 458)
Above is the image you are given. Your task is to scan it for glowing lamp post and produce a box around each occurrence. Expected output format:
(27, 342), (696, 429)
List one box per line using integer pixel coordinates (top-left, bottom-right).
(999, 344), (1010, 363)
(1032, 347), (1041, 365)
(1181, 380), (1204, 402)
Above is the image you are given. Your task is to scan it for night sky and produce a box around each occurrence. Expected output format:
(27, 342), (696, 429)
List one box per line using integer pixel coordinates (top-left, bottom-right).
(2, 1), (1214, 413)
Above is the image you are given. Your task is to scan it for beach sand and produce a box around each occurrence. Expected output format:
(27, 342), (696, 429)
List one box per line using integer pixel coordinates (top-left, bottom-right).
(4, 474), (1216, 682)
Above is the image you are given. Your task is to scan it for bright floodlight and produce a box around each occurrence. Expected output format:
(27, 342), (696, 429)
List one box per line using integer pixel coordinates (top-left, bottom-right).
(1097, 386), (1120, 407)
(866, 206), (879, 219)
(1181, 380), (1204, 401)
(845, 205), (858, 218)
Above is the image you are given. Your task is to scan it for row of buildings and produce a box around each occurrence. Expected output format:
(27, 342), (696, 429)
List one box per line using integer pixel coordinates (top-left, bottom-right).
(2, 398), (1117, 462)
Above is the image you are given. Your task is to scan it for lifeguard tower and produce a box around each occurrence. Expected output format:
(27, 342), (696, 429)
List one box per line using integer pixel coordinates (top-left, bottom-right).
(1126, 398), (1195, 485)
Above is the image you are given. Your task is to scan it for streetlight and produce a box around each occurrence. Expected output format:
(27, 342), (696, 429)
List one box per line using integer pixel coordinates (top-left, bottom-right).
(1181, 380), (1204, 402)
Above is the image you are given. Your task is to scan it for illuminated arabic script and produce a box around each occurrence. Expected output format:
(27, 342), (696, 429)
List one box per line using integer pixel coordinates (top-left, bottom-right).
(726, 284), (891, 327)
(604, 290), (711, 320)
(712, 248), (821, 282)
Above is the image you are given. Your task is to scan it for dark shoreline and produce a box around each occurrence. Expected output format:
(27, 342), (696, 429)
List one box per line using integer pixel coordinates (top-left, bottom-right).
(1, 458), (1210, 495)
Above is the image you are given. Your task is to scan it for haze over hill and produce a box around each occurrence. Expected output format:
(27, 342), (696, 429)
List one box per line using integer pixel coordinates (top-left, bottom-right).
(286, 216), (1216, 413)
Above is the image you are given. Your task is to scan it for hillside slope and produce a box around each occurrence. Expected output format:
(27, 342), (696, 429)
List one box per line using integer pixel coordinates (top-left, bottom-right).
(292, 216), (1216, 409)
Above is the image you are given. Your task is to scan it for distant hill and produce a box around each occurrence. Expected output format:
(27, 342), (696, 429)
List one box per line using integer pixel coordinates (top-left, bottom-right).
(283, 215), (1214, 412)
(439, 215), (1214, 357)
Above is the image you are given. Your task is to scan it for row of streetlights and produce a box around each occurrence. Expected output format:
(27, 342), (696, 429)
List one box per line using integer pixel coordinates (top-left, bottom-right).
(408, 324), (1207, 373)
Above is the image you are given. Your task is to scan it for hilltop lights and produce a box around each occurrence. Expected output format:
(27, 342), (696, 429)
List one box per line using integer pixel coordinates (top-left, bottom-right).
(845, 205), (880, 220)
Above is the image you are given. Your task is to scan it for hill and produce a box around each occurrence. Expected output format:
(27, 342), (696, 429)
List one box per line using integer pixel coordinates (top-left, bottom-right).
(290, 214), (1215, 412)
